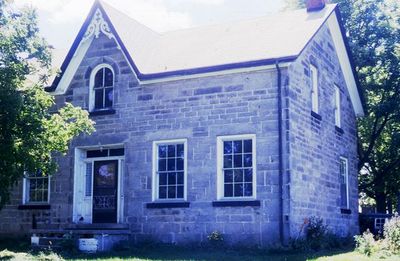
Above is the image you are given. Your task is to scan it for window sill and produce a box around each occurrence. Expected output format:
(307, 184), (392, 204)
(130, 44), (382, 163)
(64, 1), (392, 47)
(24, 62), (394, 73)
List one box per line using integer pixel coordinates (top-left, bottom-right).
(311, 111), (322, 121)
(146, 202), (190, 209)
(212, 200), (260, 207)
(335, 126), (344, 135)
(341, 208), (351, 214)
(18, 204), (51, 210)
(89, 109), (116, 116)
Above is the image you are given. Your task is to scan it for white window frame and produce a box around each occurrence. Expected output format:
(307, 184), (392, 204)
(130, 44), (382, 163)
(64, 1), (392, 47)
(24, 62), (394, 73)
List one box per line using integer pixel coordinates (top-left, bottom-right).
(152, 139), (188, 201)
(310, 64), (319, 113)
(339, 157), (349, 209)
(89, 63), (115, 112)
(22, 172), (50, 205)
(216, 134), (257, 200)
(334, 85), (341, 127)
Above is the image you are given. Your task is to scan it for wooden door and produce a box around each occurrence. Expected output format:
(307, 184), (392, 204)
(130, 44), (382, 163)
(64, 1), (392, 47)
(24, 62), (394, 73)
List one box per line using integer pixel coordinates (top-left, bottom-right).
(92, 160), (118, 223)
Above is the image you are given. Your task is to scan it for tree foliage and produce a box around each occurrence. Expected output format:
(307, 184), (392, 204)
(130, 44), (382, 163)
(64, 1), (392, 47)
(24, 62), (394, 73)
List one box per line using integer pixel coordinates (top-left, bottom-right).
(0, 0), (94, 208)
(284, 0), (400, 212)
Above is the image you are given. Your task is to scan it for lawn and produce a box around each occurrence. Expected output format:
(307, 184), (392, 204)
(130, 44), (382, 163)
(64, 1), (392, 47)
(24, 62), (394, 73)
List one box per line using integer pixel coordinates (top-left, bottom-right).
(1, 245), (400, 261)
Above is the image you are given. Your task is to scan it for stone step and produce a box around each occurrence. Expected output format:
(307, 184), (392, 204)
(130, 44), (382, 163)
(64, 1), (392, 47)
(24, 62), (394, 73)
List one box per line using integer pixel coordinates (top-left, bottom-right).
(67, 223), (129, 230)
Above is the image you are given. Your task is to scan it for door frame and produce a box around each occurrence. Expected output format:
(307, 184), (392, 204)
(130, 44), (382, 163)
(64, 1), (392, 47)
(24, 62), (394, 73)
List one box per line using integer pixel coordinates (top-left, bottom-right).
(73, 146), (125, 224)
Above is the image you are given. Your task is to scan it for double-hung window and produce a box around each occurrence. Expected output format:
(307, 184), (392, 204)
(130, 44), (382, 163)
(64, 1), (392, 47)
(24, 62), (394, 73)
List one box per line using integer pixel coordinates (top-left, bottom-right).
(339, 157), (349, 209)
(217, 135), (256, 199)
(153, 139), (187, 200)
(310, 64), (319, 114)
(334, 85), (341, 127)
(23, 171), (50, 204)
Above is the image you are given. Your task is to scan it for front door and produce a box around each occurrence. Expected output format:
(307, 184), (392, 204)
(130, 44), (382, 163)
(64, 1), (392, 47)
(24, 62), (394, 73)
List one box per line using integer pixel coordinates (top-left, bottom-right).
(92, 160), (118, 223)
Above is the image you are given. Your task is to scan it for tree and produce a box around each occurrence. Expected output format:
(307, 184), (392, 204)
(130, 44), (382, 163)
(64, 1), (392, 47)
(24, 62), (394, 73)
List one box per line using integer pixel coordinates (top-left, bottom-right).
(0, 0), (95, 208)
(284, 0), (400, 213)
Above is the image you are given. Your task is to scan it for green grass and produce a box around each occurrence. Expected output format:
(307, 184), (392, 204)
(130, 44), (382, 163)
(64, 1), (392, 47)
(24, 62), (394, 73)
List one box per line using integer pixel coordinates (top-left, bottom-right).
(0, 239), (399, 261)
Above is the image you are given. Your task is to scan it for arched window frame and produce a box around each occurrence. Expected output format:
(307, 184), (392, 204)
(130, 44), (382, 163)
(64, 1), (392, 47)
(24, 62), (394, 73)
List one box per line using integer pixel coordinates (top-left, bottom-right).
(89, 64), (115, 112)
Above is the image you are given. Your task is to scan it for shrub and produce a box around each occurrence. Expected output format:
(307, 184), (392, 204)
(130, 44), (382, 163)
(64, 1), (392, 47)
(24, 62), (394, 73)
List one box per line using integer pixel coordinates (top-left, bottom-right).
(384, 215), (400, 253)
(207, 231), (224, 242)
(304, 216), (328, 250)
(207, 231), (224, 248)
(355, 229), (378, 256)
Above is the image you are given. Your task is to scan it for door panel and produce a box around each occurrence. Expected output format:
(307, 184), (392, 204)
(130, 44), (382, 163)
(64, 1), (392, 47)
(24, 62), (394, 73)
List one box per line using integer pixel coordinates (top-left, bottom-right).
(92, 160), (118, 223)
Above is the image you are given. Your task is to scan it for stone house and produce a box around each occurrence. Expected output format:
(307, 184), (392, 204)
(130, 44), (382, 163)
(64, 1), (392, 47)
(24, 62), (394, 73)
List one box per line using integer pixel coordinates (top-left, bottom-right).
(0, 0), (364, 247)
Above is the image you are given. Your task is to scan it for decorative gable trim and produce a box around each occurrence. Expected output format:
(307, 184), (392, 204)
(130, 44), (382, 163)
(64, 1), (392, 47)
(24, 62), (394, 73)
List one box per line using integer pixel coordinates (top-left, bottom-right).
(83, 8), (118, 45)
(46, 2), (138, 94)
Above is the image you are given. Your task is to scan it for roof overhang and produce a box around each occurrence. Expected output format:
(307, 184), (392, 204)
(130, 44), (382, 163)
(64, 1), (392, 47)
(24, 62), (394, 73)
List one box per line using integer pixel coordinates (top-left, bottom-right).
(326, 8), (364, 116)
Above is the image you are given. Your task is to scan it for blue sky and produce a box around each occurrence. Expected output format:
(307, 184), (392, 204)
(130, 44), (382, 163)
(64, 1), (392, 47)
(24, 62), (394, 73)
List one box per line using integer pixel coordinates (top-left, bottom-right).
(14, 0), (286, 50)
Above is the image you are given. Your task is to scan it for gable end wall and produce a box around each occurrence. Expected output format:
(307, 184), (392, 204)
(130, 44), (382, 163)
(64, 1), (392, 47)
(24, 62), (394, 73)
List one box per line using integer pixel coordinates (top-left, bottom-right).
(286, 23), (359, 238)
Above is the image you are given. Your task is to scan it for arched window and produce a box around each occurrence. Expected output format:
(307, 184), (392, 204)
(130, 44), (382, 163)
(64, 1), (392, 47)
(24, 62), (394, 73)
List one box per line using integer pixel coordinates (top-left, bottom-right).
(90, 65), (114, 111)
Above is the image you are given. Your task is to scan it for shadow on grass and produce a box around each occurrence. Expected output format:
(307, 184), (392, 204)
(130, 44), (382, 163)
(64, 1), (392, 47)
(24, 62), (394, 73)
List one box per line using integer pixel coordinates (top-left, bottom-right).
(0, 237), (31, 253)
(57, 245), (355, 261)
(0, 237), (356, 261)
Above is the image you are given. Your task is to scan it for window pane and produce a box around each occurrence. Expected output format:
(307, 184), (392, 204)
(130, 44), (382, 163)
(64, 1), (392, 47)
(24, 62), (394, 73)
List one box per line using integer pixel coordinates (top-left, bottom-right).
(177, 172), (184, 185)
(244, 154), (252, 167)
(176, 144), (184, 158)
(158, 159), (166, 171)
(167, 186), (176, 198)
(104, 88), (113, 108)
(224, 170), (233, 183)
(234, 184), (244, 197)
(104, 68), (113, 86)
(29, 178), (36, 190)
(340, 184), (347, 207)
(42, 190), (48, 202)
(87, 150), (108, 158)
(109, 148), (124, 156)
(233, 140), (242, 154)
(224, 184), (233, 197)
(244, 183), (253, 196)
(244, 169), (252, 182)
(177, 186), (184, 198)
(224, 141), (232, 154)
(244, 139), (252, 153)
(29, 188), (36, 202)
(168, 145), (176, 158)
(94, 69), (104, 88)
(234, 169), (243, 182)
(37, 179), (45, 190)
(158, 145), (167, 158)
(159, 173), (167, 185)
(224, 155), (232, 168)
(94, 89), (104, 109)
(167, 159), (176, 171)
(159, 186), (167, 199)
(234, 155), (242, 168)
(176, 157), (184, 171)
(168, 172), (177, 185)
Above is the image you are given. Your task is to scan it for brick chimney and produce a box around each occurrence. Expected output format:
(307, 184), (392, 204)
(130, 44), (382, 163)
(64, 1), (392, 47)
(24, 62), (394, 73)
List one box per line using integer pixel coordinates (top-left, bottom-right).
(306, 0), (326, 12)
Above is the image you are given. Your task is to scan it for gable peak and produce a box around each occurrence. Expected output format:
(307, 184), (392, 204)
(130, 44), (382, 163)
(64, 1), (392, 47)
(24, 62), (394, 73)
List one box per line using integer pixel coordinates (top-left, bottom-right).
(82, 8), (116, 44)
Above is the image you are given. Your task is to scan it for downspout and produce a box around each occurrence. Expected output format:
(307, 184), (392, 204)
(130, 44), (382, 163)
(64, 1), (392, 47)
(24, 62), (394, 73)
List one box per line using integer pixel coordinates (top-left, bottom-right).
(275, 60), (284, 245)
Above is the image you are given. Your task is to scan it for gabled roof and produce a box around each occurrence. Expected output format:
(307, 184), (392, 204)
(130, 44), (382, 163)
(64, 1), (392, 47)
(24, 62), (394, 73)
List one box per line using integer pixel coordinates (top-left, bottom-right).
(104, 1), (336, 74)
(48, 0), (364, 116)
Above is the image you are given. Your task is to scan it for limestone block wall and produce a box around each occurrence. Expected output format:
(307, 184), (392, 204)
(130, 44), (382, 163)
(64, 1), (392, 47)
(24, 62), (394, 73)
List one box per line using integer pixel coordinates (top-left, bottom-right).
(286, 23), (359, 238)
(0, 34), (284, 246)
